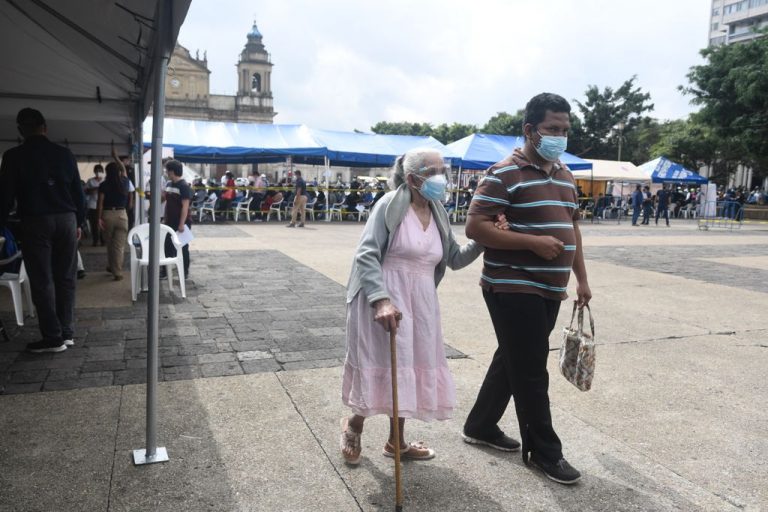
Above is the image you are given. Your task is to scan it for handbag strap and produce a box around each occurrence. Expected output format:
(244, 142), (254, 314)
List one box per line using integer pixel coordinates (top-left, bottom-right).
(568, 301), (579, 330)
(578, 303), (595, 339)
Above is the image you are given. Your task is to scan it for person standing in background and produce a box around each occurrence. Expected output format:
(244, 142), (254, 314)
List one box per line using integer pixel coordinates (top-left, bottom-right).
(0, 108), (86, 353)
(161, 160), (192, 279)
(655, 186), (670, 226)
(97, 145), (132, 281)
(631, 184), (643, 226)
(85, 164), (104, 246)
(287, 170), (307, 228)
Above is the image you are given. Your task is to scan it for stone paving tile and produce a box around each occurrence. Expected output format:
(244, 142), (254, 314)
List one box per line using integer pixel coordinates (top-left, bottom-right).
(584, 244), (768, 294)
(0, 249), (468, 394)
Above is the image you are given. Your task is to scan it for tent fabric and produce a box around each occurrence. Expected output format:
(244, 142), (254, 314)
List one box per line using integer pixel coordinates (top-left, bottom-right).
(445, 133), (593, 171)
(571, 159), (648, 181)
(309, 128), (448, 167)
(639, 157), (708, 184)
(142, 118), (452, 167)
(0, 1), (190, 159)
(143, 118), (326, 163)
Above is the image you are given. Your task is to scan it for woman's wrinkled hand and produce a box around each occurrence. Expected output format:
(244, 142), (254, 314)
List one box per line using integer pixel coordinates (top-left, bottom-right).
(494, 213), (509, 230)
(373, 299), (401, 333)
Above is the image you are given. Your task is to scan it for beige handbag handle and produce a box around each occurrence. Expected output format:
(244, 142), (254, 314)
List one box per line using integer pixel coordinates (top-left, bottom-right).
(570, 301), (595, 339)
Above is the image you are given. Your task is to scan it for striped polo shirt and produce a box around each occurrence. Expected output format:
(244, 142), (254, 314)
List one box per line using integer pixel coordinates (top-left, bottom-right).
(469, 149), (579, 301)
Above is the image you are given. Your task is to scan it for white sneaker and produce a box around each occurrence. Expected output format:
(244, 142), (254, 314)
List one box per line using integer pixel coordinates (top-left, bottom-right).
(63, 339), (74, 347)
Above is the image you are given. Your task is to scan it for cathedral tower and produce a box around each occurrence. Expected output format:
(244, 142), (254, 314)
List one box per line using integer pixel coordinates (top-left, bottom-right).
(235, 22), (275, 122)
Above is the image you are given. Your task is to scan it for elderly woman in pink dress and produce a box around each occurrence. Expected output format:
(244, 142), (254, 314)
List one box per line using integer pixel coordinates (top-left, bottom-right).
(340, 148), (499, 464)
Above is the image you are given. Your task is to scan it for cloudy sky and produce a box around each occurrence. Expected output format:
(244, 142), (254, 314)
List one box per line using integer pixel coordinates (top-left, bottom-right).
(177, 0), (711, 131)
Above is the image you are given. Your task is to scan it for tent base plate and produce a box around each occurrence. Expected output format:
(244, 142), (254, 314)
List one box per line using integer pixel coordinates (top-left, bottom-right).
(132, 447), (169, 465)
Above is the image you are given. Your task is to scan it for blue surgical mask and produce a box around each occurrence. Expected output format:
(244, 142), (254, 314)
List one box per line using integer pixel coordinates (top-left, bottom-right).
(535, 131), (568, 161)
(415, 174), (448, 202)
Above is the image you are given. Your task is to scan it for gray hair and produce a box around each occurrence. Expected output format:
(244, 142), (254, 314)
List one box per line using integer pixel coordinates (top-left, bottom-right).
(389, 147), (443, 189)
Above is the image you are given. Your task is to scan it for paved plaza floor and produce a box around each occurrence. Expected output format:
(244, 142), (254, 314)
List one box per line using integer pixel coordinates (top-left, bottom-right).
(0, 218), (766, 511)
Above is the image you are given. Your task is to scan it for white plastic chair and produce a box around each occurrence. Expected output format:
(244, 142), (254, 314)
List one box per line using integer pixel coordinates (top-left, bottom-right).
(357, 202), (373, 222)
(233, 197), (254, 222)
(304, 197), (317, 221)
(127, 223), (186, 301)
(265, 198), (284, 221)
(200, 196), (217, 222)
(0, 256), (34, 326)
(667, 203), (678, 218)
(329, 200), (345, 221)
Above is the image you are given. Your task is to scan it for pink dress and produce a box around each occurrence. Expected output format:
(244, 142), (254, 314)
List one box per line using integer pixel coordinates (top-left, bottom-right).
(342, 207), (456, 421)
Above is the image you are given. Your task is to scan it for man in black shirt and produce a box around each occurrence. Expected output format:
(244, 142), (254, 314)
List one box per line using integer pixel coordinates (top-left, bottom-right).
(162, 160), (192, 277)
(0, 108), (86, 353)
(287, 170), (307, 228)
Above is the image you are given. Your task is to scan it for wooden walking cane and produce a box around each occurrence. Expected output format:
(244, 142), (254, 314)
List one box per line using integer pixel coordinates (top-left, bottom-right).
(389, 312), (404, 512)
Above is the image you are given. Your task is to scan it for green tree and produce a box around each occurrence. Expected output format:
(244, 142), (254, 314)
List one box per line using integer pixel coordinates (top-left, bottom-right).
(431, 122), (477, 144)
(370, 121), (434, 137)
(482, 110), (524, 136)
(574, 76), (654, 161)
(682, 30), (768, 183)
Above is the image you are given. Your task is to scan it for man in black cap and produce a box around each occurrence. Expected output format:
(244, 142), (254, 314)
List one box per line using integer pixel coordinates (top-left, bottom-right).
(0, 108), (86, 353)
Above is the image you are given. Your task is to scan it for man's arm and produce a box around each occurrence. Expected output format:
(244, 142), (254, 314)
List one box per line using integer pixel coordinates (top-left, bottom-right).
(466, 213), (565, 260)
(178, 198), (190, 232)
(68, 151), (86, 228)
(572, 221), (591, 307)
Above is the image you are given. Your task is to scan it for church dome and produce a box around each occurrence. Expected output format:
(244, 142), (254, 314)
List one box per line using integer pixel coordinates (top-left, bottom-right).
(248, 22), (262, 39)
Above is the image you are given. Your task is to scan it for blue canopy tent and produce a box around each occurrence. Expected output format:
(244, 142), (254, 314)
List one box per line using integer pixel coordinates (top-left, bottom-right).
(142, 118), (327, 164)
(308, 128), (448, 168)
(445, 133), (592, 220)
(143, 118), (453, 167)
(639, 157), (708, 184)
(445, 133), (593, 171)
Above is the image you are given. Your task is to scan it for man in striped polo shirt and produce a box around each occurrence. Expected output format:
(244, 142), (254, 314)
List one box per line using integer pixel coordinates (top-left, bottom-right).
(462, 93), (592, 485)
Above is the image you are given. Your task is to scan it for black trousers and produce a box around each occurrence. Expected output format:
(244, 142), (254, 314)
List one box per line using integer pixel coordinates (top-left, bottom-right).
(21, 213), (78, 343)
(87, 208), (102, 245)
(655, 206), (669, 225)
(464, 291), (563, 463)
(164, 230), (190, 277)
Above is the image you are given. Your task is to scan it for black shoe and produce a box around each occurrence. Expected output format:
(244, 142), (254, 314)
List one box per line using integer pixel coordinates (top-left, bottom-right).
(26, 340), (67, 353)
(528, 455), (581, 485)
(77, 270), (86, 279)
(286, 223), (296, 228)
(159, 270), (168, 280)
(461, 431), (521, 452)
(298, 222), (305, 227)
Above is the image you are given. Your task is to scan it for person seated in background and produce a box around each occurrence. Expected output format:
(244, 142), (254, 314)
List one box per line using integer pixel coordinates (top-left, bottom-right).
(344, 181), (362, 217)
(594, 193), (607, 218)
(371, 183), (386, 207)
(247, 169), (266, 211)
(314, 190), (327, 219)
(361, 186), (374, 205)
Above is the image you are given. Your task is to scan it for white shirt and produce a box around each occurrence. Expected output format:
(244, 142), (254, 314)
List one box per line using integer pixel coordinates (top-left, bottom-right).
(86, 177), (103, 210)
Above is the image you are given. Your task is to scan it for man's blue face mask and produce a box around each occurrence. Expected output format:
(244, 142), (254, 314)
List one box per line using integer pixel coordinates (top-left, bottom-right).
(534, 131), (568, 162)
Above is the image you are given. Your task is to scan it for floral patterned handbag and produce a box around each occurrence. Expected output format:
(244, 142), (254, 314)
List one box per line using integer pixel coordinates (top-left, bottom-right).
(559, 301), (596, 391)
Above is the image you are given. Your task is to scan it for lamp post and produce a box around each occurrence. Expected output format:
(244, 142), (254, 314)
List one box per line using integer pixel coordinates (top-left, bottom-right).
(616, 121), (625, 162)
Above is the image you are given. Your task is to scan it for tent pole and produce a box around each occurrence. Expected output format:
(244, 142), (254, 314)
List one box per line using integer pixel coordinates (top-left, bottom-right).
(590, 167), (594, 224)
(454, 166), (462, 223)
(133, 0), (171, 466)
(325, 157), (331, 222)
(135, 102), (145, 225)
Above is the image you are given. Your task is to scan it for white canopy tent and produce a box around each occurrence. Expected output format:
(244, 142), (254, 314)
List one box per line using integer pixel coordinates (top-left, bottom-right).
(0, 0), (189, 159)
(0, 0), (191, 466)
(571, 159), (649, 181)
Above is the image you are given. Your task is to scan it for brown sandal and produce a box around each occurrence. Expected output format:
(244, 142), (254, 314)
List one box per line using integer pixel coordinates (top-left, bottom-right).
(382, 441), (436, 460)
(340, 417), (362, 465)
